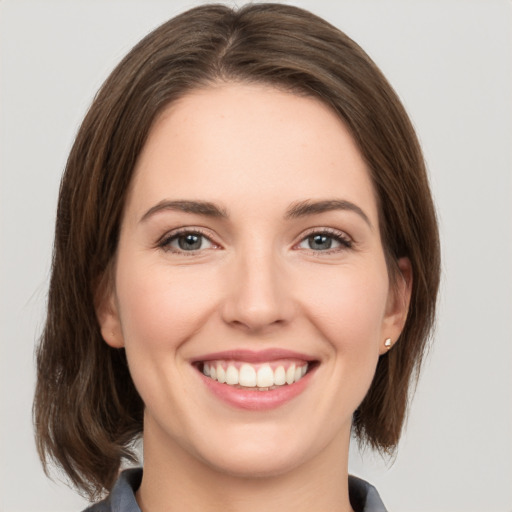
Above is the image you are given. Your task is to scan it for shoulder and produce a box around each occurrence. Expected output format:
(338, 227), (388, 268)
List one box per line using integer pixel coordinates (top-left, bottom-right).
(81, 468), (143, 512)
(348, 475), (388, 512)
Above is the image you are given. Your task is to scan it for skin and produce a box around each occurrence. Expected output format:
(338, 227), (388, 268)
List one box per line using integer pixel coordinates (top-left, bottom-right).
(98, 83), (411, 512)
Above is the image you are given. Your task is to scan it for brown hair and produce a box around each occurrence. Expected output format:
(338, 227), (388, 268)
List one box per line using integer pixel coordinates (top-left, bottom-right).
(34, 2), (440, 499)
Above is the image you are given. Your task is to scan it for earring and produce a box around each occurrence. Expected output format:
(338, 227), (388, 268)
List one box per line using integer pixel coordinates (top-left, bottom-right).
(384, 338), (392, 349)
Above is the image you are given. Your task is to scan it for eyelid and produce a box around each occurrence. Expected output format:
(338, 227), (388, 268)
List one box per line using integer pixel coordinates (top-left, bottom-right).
(156, 226), (221, 253)
(300, 226), (352, 240)
(293, 227), (353, 252)
(155, 226), (353, 254)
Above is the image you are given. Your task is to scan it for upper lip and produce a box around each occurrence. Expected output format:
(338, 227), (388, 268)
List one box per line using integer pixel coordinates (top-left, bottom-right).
(191, 348), (316, 364)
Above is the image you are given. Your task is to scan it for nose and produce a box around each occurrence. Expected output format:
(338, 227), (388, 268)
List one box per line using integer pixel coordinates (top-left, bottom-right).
(220, 245), (295, 333)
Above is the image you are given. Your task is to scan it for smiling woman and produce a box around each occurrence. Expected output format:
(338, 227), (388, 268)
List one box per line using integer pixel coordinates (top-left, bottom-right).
(33, 4), (440, 512)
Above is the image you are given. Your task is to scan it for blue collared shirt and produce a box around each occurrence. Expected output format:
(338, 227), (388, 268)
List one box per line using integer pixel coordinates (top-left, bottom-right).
(83, 468), (387, 512)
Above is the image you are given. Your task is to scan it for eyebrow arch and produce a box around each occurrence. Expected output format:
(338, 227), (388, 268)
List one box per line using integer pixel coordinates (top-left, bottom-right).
(285, 199), (373, 229)
(140, 200), (228, 223)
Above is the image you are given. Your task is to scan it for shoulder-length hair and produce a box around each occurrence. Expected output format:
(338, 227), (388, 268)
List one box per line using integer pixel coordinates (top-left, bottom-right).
(34, 2), (440, 499)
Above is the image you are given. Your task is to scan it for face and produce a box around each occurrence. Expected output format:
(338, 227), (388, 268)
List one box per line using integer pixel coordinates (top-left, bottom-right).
(98, 83), (410, 479)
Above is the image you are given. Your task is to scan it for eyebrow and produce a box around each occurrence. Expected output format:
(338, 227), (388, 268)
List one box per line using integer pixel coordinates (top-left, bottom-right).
(140, 200), (228, 223)
(140, 198), (372, 228)
(285, 199), (372, 228)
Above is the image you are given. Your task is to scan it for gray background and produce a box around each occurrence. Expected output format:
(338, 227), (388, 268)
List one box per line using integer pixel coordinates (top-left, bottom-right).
(1, 1), (511, 511)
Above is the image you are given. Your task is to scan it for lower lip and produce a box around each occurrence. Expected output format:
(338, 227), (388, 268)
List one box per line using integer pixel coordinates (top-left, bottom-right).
(199, 368), (314, 411)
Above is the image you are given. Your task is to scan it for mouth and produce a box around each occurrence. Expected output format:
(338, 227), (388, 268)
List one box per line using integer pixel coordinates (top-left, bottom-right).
(199, 359), (311, 391)
(192, 349), (318, 409)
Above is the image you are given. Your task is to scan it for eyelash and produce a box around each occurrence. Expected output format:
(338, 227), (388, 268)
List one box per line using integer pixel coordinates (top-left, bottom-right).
(295, 228), (353, 254)
(157, 227), (353, 255)
(157, 227), (217, 255)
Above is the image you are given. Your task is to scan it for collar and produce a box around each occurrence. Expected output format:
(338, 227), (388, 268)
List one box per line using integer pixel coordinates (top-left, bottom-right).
(84, 468), (387, 512)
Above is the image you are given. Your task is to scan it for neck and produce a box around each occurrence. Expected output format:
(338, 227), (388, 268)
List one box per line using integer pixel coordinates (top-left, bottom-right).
(137, 426), (354, 512)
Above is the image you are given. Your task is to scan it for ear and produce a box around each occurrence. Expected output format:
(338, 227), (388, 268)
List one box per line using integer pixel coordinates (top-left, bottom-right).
(94, 274), (125, 349)
(379, 257), (413, 355)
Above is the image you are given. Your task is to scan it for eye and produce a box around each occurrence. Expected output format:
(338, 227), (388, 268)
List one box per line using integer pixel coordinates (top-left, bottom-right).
(159, 230), (217, 253)
(296, 230), (352, 252)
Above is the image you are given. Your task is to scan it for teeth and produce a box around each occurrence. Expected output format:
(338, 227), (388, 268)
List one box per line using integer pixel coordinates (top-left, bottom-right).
(202, 361), (309, 389)
(256, 365), (274, 387)
(226, 365), (239, 385)
(239, 364), (257, 387)
(216, 365), (226, 384)
(274, 366), (286, 385)
(286, 365), (295, 385)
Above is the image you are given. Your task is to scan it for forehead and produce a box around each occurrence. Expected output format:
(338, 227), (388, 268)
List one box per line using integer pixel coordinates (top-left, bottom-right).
(127, 83), (378, 222)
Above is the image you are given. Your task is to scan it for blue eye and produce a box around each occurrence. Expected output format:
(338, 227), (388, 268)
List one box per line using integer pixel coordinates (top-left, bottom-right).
(297, 231), (352, 252)
(307, 234), (335, 250)
(161, 231), (215, 252)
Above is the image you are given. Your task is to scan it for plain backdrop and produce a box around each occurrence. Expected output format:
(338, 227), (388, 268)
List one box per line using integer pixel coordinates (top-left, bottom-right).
(1, 1), (511, 511)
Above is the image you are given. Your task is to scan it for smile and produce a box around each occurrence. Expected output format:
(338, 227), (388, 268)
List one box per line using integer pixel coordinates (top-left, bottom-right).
(202, 360), (309, 390)
(193, 349), (317, 410)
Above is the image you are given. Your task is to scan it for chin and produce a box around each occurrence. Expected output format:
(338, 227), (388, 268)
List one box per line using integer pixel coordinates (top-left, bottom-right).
(181, 416), (348, 481)
(198, 441), (308, 479)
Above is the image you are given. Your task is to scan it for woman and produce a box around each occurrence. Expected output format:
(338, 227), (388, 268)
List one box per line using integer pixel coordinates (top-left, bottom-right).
(33, 3), (440, 511)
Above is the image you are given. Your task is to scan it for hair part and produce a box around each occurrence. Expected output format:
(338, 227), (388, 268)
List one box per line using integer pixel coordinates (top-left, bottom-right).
(34, 2), (440, 499)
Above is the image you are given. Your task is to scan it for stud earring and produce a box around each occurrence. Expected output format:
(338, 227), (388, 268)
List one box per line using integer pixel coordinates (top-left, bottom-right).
(384, 338), (392, 349)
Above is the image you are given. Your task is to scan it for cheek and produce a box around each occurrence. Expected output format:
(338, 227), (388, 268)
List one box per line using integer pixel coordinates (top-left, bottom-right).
(114, 260), (218, 354)
(308, 265), (389, 410)
(296, 262), (389, 364)
(113, 259), (223, 423)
